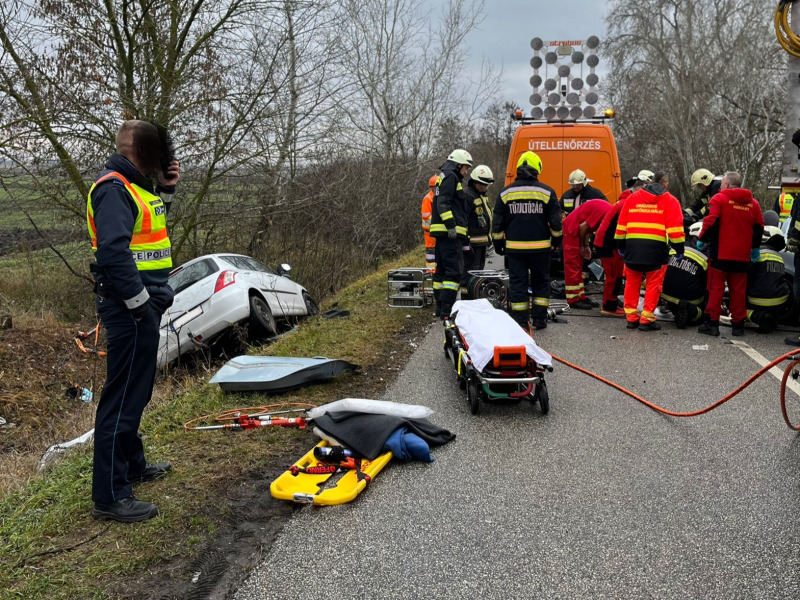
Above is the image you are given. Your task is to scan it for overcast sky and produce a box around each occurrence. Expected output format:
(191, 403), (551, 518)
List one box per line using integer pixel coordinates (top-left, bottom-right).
(458, 0), (611, 109)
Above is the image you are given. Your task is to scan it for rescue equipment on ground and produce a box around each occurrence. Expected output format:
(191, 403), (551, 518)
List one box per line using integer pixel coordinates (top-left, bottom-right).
(387, 268), (434, 308)
(183, 403), (315, 431)
(270, 441), (393, 506)
(74, 322), (106, 356)
(462, 269), (509, 310)
(208, 356), (360, 393)
(443, 299), (553, 415)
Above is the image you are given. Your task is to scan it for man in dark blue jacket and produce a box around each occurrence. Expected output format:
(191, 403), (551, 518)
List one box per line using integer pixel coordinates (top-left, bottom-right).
(88, 120), (179, 522)
(492, 151), (562, 330)
(430, 149), (472, 318)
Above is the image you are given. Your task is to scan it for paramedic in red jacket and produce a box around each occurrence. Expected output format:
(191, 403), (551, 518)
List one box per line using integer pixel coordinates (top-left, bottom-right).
(697, 171), (765, 337)
(562, 199), (611, 309)
(614, 171), (685, 331)
(594, 170), (654, 316)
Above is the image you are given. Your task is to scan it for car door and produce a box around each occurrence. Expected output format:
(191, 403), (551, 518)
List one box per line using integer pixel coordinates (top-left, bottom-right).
(241, 256), (301, 315)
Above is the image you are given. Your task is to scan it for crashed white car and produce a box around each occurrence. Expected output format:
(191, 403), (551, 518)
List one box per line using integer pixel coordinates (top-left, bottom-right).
(157, 253), (319, 367)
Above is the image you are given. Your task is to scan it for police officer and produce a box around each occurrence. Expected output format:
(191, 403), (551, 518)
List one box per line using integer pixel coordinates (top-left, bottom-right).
(88, 120), (178, 522)
(684, 168), (721, 226)
(430, 149), (472, 319)
(492, 151), (562, 330)
(747, 226), (790, 333)
(660, 246), (708, 329)
(460, 165), (494, 294)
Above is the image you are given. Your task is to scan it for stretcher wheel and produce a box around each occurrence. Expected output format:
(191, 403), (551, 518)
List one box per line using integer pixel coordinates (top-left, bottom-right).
(467, 378), (481, 415)
(535, 380), (550, 415)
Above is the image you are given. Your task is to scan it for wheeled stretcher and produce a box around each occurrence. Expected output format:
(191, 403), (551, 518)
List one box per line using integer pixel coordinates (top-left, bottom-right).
(443, 299), (553, 415)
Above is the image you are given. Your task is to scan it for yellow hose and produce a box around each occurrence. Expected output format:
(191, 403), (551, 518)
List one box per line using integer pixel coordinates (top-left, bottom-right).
(776, 1), (800, 58)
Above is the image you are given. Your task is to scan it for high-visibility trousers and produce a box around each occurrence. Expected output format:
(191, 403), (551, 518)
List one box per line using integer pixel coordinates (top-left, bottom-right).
(601, 251), (625, 307)
(507, 251), (551, 325)
(563, 236), (587, 305)
(433, 237), (463, 317)
(623, 265), (666, 324)
(706, 267), (747, 322)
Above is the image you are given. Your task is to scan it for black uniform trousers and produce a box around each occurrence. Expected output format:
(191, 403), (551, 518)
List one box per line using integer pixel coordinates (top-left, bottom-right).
(433, 237), (464, 317)
(507, 251), (551, 326)
(92, 285), (173, 504)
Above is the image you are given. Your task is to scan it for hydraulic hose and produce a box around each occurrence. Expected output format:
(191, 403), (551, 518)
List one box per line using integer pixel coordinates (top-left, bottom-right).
(775, 0), (800, 58)
(550, 348), (800, 423)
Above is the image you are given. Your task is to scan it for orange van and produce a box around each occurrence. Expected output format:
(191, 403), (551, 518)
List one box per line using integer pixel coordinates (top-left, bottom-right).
(504, 117), (622, 203)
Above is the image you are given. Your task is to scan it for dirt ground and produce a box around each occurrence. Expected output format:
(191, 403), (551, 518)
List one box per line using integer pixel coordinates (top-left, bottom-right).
(0, 308), (433, 600)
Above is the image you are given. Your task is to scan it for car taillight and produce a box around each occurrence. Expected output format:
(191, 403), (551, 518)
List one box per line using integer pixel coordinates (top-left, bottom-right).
(214, 270), (236, 292)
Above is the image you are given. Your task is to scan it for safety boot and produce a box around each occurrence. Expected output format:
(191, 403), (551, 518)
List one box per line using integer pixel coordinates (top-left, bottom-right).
(731, 321), (745, 337)
(532, 318), (547, 330)
(697, 319), (720, 337)
(674, 300), (689, 330)
(92, 496), (158, 523)
(638, 321), (661, 331)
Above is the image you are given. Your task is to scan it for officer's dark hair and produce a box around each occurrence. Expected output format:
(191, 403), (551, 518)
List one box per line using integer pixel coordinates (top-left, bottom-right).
(652, 171), (668, 186)
(116, 120), (173, 176)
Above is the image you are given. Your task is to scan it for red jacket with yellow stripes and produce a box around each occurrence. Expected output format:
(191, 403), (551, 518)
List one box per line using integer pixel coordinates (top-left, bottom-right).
(614, 184), (685, 271)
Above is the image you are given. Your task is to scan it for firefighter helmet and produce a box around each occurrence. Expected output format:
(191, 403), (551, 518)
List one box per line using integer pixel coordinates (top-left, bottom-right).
(471, 165), (494, 185)
(428, 175), (439, 187)
(637, 169), (655, 182)
(762, 225), (786, 251)
(516, 151), (542, 174)
(568, 169), (592, 185)
(690, 168), (715, 187)
(447, 149), (473, 167)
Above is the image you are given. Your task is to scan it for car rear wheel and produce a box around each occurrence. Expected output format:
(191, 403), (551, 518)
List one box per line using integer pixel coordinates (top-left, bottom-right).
(303, 292), (319, 316)
(249, 295), (277, 337)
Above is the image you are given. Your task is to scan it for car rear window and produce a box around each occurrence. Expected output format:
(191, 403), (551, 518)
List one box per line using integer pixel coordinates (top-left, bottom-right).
(221, 255), (276, 275)
(169, 258), (219, 294)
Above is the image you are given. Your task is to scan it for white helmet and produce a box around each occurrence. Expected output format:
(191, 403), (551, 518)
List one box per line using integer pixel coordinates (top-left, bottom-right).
(470, 165), (494, 185)
(447, 149), (473, 167)
(688, 220), (704, 238)
(568, 169), (592, 185)
(636, 169), (655, 183)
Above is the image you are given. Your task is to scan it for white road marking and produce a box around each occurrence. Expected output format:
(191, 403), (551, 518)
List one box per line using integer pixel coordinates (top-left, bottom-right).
(728, 339), (800, 396)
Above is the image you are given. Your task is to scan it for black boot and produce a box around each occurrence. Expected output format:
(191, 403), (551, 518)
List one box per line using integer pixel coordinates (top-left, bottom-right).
(93, 496), (158, 523)
(731, 321), (745, 336)
(698, 318), (720, 337)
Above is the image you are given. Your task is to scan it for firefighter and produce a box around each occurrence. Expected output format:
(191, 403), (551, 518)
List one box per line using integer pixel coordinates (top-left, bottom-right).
(615, 171), (684, 331)
(562, 199), (612, 309)
(430, 149), (472, 319)
(460, 165), (494, 294)
(683, 168), (721, 226)
(594, 170), (654, 316)
(420, 175), (438, 272)
(88, 120), (178, 522)
(492, 151), (562, 330)
(746, 225), (790, 334)
(772, 191), (794, 224)
(660, 246), (708, 329)
(697, 171), (764, 337)
(559, 169), (608, 218)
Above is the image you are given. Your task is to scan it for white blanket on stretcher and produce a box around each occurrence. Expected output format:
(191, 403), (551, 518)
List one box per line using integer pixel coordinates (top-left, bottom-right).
(450, 298), (552, 373)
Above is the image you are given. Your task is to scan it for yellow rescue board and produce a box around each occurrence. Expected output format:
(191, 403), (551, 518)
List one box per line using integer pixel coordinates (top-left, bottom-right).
(270, 441), (393, 505)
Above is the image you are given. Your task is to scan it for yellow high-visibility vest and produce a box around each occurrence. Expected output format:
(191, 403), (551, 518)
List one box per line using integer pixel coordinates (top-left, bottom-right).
(87, 172), (172, 271)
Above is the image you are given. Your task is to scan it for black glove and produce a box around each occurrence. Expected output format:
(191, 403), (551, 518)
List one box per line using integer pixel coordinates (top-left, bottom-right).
(683, 212), (697, 228)
(447, 228), (457, 240)
(787, 236), (800, 254)
(793, 129), (800, 148)
(550, 236), (562, 249)
(130, 301), (151, 320)
(493, 240), (505, 256)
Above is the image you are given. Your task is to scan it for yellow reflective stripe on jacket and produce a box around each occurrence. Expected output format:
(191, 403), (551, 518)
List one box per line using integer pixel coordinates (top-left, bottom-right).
(684, 248), (708, 270)
(506, 239), (551, 250)
(501, 189), (551, 204)
(470, 235), (489, 243)
(440, 210), (453, 221)
(747, 294), (790, 307)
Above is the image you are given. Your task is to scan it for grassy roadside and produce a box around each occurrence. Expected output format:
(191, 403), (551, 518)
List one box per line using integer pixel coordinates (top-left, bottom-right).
(0, 247), (436, 600)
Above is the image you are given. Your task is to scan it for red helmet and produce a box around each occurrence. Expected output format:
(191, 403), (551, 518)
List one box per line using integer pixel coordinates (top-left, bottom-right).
(428, 175), (439, 187)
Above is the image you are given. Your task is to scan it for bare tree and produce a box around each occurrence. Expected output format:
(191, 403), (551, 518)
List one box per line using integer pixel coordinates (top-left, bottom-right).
(604, 0), (784, 203)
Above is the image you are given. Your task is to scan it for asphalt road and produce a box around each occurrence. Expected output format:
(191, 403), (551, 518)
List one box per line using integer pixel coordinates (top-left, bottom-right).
(234, 265), (800, 600)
